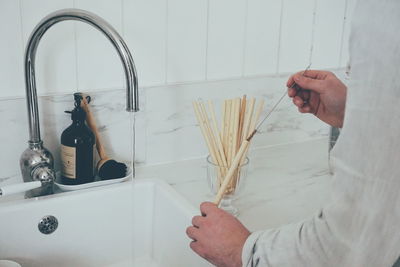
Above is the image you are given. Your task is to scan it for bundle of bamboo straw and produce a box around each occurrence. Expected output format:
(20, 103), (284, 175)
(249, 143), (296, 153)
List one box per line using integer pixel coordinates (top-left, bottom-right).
(193, 96), (264, 197)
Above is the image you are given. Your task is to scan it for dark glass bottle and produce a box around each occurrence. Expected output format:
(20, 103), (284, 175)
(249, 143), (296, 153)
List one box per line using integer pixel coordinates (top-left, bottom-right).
(60, 95), (95, 185)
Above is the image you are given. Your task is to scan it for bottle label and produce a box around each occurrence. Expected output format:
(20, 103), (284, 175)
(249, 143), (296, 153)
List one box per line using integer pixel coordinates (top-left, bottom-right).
(61, 145), (76, 179)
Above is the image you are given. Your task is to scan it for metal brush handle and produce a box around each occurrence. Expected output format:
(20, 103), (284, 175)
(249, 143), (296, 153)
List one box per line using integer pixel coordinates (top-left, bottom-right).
(291, 64), (311, 102)
(251, 64), (312, 136)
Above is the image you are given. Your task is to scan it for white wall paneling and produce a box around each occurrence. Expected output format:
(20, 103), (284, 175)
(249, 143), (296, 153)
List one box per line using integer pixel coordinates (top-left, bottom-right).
(0, 98), (28, 179)
(0, 0), (24, 98)
(74, 0), (125, 92)
(0, 0), (349, 176)
(167, 0), (208, 83)
(312, 0), (346, 69)
(123, 0), (167, 87)
(207, 0), (247, 80)
(2, 0), (350, 96)
(244, 0), (282, 76)
(20, 0), (76, 95)
(278, 0), (315, 73)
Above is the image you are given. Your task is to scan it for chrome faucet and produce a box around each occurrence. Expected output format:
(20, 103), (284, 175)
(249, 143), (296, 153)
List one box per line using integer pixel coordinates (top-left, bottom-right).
(20, 9), (139, 198)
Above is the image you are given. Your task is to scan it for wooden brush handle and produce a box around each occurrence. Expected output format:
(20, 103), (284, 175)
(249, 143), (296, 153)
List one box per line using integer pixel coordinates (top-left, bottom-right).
(81, 98), (108, 161)
(214, 139), (250, 205)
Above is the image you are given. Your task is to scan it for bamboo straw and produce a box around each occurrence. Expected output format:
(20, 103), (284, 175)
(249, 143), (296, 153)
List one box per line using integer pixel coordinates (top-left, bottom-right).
(199, 101), (224, 168)
(208, 100), (228, 185)
(248, 99), (265, 137)
(223, 100), (231, 158)
(241, 98), (256, 143)
(227, 98), (240, 191)
(226, 100), (234, 166)
(193, 102), (219, 167)
(220, 100), (226, 141)
(231, 96), (246, 191)
(214, 139), (250, 205)
(231, 98), (240, 156)
(233, 98), (238, 156)
(195, 101), (226, 185)
(208, 100), (228, 169)
(240, 99), (265, 165)
(237, 95), (247, 150)
(231, 98), (242, 191)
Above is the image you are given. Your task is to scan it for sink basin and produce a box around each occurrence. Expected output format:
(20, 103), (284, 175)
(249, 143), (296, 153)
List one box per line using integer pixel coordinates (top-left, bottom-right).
(0, 179), (210, 267)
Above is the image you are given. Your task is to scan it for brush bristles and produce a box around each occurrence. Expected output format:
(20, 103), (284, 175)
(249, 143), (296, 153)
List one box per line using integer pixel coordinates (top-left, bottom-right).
(98, 160), (127, 180)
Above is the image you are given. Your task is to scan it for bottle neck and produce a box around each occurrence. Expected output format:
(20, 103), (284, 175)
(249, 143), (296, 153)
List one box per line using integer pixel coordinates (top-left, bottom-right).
(72, 119), (85, 126)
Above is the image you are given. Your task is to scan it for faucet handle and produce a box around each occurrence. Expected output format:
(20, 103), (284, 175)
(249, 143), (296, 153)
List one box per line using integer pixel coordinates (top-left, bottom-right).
(31, 165), (55, 185)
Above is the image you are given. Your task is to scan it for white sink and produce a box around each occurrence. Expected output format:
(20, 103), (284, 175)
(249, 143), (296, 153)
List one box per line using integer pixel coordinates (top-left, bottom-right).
(0, 179), (211, 267)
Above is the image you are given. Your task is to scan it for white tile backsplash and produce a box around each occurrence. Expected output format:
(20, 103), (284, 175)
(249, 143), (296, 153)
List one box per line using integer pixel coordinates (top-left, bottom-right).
(312, 0), (346, 69)
(2, 0), (350, 98)
(0, 98), (29, 179)
(167, 0), (208, 83)
(278, 0), (315, 73)
(0, 0), (348, 179)
(123, 0), (167, 87)
(0, 0), (25, 98)
(206, 0), (247, 80)
(244, 0), (282, 76)
(75, 0), (125, 91)
(20, 0), (76, 95)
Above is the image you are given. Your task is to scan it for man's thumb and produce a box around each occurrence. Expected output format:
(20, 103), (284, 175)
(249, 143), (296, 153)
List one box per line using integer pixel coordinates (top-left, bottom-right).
(294, 74), (324, 93)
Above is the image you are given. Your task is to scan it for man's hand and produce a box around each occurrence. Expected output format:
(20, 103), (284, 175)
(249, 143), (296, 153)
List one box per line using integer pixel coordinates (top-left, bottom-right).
(287, 70), (347, 128)
(186, 202), (251, 267)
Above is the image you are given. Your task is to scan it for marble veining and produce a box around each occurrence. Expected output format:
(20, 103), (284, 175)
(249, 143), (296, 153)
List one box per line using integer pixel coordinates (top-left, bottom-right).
(136, 138), (332, 231)
(0, 88), (146, 181)
(0, 75), (329, 184)
(144, 75), (329, 165)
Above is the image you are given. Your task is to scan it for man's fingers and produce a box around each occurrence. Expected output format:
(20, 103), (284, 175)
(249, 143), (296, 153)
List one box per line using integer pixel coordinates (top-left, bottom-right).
(289, 86), (311, 102)
(299, 105), (312, 113)
(186, 226), (199, 241)
(303, 69), (330, 78)
(286, 69), (331, 89)
(192, 215), (205, 228)
(286, 75), (296, 88)
(293, 96), (305, 108)
(301, 90), (310, 101)
(189, 240), (199, 251)
(288, 87), (297, 97)
(293, 74), (324, 93)
(200, 202), (217, 216)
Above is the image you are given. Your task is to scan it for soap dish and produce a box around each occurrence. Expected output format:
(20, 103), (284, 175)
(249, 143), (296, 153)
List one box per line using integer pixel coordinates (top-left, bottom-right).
(55, 169), (132, 192)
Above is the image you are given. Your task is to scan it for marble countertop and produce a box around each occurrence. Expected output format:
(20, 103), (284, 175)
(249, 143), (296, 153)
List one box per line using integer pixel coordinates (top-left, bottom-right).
(136, 138), (332, 232)
(1, 138), (332, 233)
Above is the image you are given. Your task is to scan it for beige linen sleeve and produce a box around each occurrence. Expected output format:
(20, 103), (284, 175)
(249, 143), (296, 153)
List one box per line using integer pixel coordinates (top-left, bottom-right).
(242, 1), (400, 266)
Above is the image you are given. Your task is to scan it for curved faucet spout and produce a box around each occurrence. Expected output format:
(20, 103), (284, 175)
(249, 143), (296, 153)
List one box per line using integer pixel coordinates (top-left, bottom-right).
(25, 8), (139, 143)
(21, 8), (139, 197)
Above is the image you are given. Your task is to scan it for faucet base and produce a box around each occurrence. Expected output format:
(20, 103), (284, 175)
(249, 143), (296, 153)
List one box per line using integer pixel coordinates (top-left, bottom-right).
(20, 142), (55, 198)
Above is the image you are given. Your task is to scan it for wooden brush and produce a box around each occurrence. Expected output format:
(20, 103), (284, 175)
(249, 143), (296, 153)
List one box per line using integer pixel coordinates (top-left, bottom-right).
(80, 96), (127, 180)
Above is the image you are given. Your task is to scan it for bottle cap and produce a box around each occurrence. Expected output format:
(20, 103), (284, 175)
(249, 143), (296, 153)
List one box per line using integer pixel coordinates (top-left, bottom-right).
(65, 93), (88, 121)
